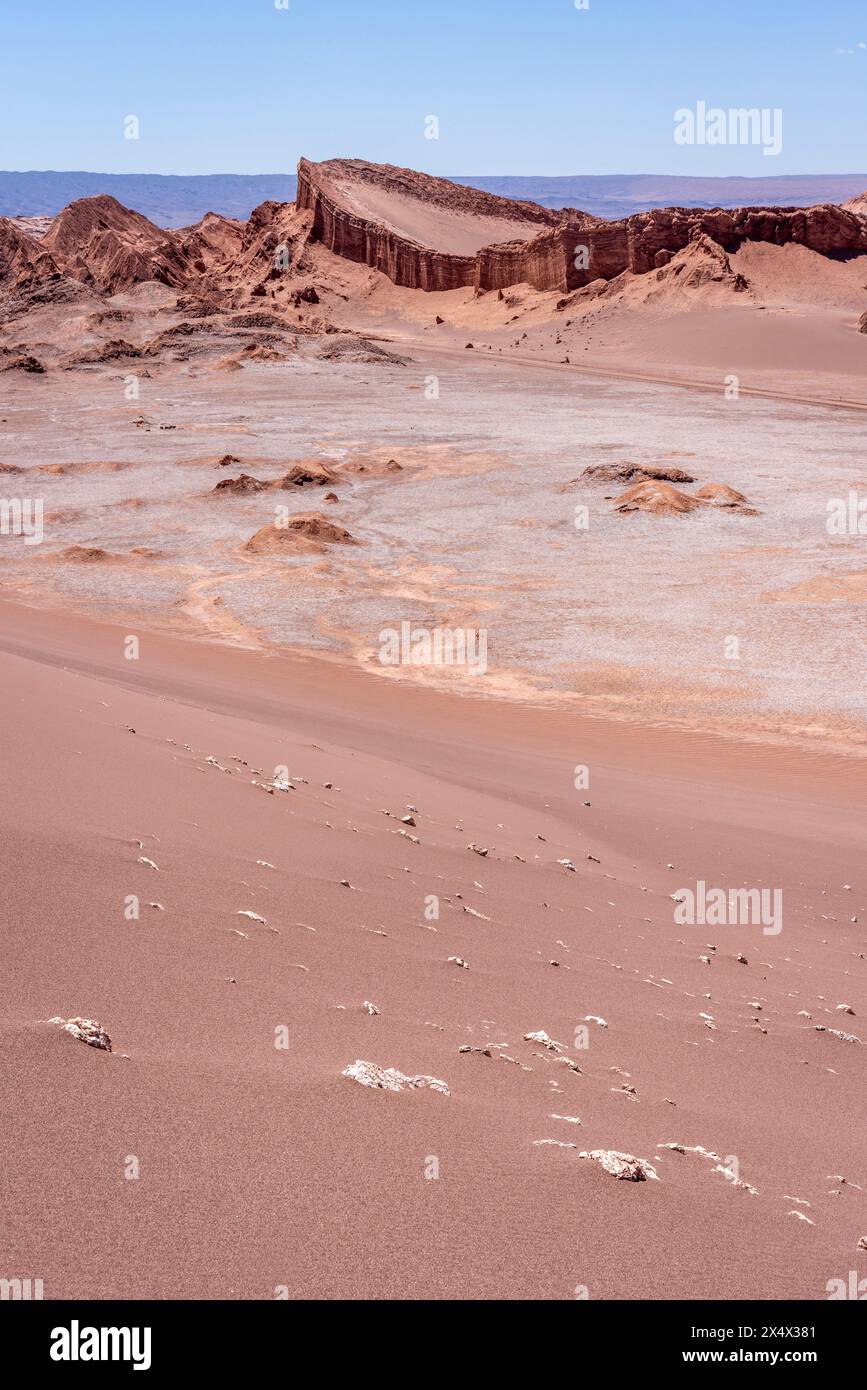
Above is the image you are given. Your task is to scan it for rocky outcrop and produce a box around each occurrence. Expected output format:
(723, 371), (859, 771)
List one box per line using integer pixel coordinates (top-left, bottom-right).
(0, 216), (61, 288)
(243, 514), (358, 554)
(41, 195), (192, 293)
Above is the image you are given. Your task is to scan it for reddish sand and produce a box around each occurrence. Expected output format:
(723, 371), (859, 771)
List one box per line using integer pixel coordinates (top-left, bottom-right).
(0, 599), (864, 1300)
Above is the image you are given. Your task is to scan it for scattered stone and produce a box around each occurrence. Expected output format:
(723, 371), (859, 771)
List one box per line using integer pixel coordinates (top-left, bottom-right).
(342, 1059), (449, 1095)
(578, 1149), (659, 1181)
(523, 1029), (565, 1053)
(49, 1016), (111, 1051)
(814, 1025), (861, 1043)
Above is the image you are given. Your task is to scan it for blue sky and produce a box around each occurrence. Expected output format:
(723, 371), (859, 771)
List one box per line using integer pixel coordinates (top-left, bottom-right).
(2, 0), (865, 175)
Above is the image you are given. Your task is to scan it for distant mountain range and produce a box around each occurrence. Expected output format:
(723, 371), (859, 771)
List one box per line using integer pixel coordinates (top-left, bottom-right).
(1, 170), (866, 227)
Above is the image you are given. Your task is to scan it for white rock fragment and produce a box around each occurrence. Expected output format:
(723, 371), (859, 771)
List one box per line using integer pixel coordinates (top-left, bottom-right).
(585, 1015), (608, 1028)
(256, 860), (276, 869)
(523, 1029), (565, 1053)
(534, 1139), (578, 1150)
(137, 856), (160, 871)
(462, 905), (491, 920)
(342, 1059), (449, 1096)
(712, 1164), (759, 1195)
(551, 1113), (582, 1124)
(237, 910), (267, 924)
(49, 1016), (112, 1052)
(578, 1149), (659, 1182)
(557, 859), (577, 872)
(362, 1001), (380, 1016)
(448, 956), (469, 969)
(468, 844), (489, 857)
(814, 1025), (861, 1043)
(788, 1210), (815, 1225)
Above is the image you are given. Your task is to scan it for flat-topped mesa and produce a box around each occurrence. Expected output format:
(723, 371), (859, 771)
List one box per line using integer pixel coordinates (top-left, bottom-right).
(296, 156), (563, 291)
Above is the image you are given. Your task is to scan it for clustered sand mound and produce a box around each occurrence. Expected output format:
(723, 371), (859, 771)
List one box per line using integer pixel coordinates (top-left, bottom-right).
(243, 513), (358, 555)
(575, 460), (756, 517)
(213, 465), (338, 496)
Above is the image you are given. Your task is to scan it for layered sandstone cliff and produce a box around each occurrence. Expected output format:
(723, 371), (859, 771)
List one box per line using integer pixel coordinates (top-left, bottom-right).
(296, 157), (560, 291)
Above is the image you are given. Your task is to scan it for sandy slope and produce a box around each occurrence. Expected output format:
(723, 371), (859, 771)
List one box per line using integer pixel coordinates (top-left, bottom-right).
(0, 599), (863, 1300)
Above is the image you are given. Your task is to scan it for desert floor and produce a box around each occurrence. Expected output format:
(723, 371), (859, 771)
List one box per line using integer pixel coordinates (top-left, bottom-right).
(0, 598), (863, 1300)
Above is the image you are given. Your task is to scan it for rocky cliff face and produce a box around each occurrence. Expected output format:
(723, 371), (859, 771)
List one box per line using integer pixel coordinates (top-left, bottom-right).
(296, 157), (558, 292)
(476, 203), (867, 293)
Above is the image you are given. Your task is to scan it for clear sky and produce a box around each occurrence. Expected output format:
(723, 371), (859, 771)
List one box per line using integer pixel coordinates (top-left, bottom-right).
(1, 0), (865, 176)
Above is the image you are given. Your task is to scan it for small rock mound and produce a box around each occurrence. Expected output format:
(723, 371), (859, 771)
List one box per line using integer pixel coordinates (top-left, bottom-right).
(695, 482), (756, 513)
(243, 514), (357, 554)
(580, 462), (695, 485)
(60, 544), (117, 563)
(1, 354), (45, 374)
(213, 474), (268, 495)
(49, 1016), (112, 1051)
(276, 464), (336, 488)
(613, 479), (702, 516)
(316, 334), (407, 366)
(342, 1059), (449, 1095)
